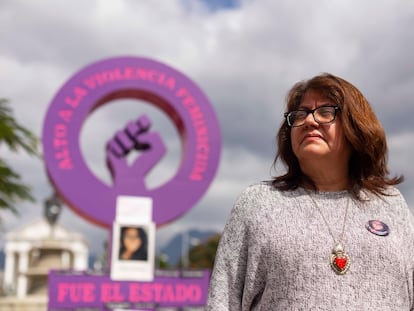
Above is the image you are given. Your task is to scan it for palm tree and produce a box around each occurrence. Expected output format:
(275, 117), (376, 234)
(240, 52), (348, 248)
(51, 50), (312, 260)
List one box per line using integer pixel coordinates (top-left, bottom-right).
(0, 98), (38, 217)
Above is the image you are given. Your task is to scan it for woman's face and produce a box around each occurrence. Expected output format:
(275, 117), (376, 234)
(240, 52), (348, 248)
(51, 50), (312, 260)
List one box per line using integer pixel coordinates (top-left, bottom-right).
(123, 228), (142, 252)
(290, 89), (352, 166)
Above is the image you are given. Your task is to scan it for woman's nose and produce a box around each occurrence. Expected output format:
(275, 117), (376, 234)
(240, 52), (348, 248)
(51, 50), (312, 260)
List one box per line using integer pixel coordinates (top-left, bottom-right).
(303, 112), (318, 127)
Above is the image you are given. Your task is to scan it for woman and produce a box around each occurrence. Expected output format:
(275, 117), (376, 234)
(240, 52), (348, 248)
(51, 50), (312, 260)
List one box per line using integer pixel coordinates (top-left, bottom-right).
(206, 73), (414, 310)
(119, 226), (148, 261)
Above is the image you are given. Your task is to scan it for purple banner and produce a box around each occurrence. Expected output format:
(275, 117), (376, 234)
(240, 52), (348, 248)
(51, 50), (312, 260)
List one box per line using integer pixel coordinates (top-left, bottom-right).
(48, 270), (210, 310)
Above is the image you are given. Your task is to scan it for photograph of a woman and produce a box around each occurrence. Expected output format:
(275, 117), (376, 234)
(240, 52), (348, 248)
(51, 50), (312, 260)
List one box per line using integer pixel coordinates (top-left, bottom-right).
(118, 226), (148, 261)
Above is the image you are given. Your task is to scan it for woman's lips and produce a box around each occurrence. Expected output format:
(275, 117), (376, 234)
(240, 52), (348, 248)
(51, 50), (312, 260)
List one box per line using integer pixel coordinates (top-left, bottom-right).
(302, 133), (324, 143)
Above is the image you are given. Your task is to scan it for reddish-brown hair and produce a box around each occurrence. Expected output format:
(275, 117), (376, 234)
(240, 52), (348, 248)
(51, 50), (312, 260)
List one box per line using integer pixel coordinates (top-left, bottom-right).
(272, 73), (403, 198)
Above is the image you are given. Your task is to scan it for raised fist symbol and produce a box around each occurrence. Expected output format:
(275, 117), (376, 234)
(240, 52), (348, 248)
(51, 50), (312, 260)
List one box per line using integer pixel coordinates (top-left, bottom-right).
(106, 115), (166, 193)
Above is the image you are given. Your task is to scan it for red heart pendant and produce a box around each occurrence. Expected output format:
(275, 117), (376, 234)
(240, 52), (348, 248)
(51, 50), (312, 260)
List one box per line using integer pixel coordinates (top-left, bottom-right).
(330, 250), (350, 275)
(334, 257), (347, 270)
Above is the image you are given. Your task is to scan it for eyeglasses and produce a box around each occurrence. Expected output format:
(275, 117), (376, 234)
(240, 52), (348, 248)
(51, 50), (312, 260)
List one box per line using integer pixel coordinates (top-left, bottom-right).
(284, 105), (341, 128)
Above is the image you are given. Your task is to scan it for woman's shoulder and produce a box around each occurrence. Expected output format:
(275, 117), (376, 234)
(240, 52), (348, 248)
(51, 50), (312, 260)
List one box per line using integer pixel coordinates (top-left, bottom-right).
(382, 186), (404, 197)
(381, 186), (407, 206)
(381, 187), (414, 243)
(237, 180), (281, 200)
(365, 186), (412, 222)
(361, 186), (405, 202)
(231, 181), (287, 213)
(226, 181), (283, 226)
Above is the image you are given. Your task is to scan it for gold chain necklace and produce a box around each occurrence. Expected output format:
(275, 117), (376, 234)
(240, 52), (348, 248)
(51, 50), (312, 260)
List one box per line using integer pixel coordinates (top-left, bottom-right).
(308, 191), (351, 275)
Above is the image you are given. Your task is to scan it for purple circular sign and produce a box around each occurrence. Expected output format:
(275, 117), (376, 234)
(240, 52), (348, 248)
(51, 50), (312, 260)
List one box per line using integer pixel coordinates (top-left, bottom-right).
(42, 57), (221, 228)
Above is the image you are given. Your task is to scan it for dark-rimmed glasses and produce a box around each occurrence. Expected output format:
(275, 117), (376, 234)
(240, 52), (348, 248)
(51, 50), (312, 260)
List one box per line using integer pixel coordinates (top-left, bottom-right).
(284, 105), (341, 128)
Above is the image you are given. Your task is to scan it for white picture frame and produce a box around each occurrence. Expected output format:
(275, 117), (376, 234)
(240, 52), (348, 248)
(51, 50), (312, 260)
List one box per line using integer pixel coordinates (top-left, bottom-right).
(110, 221), (155, 281)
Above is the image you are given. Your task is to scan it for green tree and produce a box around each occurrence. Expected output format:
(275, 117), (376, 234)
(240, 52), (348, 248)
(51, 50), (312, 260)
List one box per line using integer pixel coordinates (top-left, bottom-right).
(188, 233), (221, 269)
(0, 99), (38, 217)
(155, 253), (170, 269)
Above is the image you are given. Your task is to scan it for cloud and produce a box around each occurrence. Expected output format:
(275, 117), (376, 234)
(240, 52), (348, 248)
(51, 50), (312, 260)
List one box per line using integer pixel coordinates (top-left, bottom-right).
(1, 0), (414, 257)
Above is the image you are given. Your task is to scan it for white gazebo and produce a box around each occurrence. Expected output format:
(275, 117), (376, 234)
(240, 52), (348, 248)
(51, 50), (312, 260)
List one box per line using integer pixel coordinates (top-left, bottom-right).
(2, 218), (88, 298)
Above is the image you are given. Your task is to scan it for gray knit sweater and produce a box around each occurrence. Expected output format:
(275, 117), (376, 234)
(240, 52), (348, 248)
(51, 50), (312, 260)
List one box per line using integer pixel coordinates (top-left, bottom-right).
(206, 182), (414, 310)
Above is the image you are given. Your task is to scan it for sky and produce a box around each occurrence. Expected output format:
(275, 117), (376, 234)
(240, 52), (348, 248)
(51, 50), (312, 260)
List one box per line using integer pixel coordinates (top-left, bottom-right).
(1, 0), (414, 257)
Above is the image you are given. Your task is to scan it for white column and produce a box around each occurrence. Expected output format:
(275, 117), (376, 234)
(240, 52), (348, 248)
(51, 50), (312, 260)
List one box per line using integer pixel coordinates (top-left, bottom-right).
(73, 250), (88, 270)
(61, 251), (71, 269)
(70, 241), (88, 271)
(3, 250), (15, 292)
(16, 250), (29, 298)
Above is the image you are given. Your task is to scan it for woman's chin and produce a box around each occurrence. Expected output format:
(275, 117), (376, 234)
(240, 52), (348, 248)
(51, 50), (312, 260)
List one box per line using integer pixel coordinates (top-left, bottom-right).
(298, 145), (328, 157)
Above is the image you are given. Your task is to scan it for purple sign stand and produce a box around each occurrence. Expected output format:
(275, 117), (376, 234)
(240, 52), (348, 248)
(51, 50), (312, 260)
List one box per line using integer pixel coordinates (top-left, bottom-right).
(42, 56), (221, 227)
(43, 57), (221, 310)
(48, 270), (210, 311)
